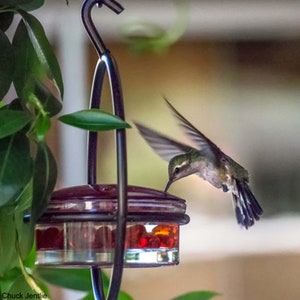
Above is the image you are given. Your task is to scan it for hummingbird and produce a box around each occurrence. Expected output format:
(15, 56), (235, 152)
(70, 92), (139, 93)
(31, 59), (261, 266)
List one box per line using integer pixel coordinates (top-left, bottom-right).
(134, 98), (263, 229)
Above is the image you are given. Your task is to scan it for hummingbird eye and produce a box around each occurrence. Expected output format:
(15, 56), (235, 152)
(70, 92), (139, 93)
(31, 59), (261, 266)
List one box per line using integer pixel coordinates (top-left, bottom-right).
(174, 166), (180, 174)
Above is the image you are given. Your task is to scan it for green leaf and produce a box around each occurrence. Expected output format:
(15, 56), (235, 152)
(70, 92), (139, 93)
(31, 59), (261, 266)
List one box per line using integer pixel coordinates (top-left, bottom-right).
(18, 10), (64, 98)
(8, 274), (36, 295)
(2, 98), (24, 111)
(0, 267), (22, 293)
(0, 109), (31, 139)
(173, 291), (220, 300)
(8, 273), (50, 299)
(35, 81), (62, 117)
(59, 109), (131, 131)
(81, 290), (134, 300)
(8, 274), (34, 294)
(18, 0), (45, 11)
(22, 240), (36, 269)
(36, 268), (93, 291)
(0, 132), (32, 207)
(15, 242), (50, 300)
(0, 210), (34, 279)
(15, 209), (35, 260)
(0, 29), (14, 99)
(0, 208), (18, 277)
(0, 0), (39, 5)
(30, 142), (57, 223)
(0, 0), (44, 10)
(14, 180), (32, 213)
(12, 20), (46, 99)
(0, 12), (14, 32)
(12, 19), (62, 116)
(115, 290), (134, 300)
(37, 269), (133, 300)
(35, 114), (51, 141)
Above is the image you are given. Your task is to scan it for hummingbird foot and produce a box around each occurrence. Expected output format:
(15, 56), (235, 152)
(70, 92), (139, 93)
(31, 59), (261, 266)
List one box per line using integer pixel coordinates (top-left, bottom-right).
(222, 184), (229, 192)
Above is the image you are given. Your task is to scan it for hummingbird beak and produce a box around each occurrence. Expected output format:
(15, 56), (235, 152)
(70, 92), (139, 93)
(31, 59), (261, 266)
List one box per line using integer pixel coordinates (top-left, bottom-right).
(164, 179), (173, 193)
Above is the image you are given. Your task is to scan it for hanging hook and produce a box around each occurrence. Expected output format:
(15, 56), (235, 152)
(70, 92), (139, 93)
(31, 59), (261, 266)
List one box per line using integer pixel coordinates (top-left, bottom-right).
(81, 1), (128, 300)
(82, 0), (126, 186)
(81, 0), (124, 56)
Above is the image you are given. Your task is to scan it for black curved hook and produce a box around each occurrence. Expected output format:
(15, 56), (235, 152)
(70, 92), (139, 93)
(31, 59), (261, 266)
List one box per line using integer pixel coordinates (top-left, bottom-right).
(81, 1), (128, 300)
(81, 0), (124, 56)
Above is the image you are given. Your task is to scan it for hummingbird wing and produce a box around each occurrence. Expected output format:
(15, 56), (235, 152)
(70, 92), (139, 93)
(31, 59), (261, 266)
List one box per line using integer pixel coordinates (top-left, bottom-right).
(134, 122), (192, 161)
(164, 97), (223, 164)
(232, 179), (263, 229)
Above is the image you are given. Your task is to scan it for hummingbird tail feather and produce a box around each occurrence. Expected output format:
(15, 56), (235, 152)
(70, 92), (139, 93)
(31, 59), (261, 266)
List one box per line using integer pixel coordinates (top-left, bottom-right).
(232, 179), (263, 229)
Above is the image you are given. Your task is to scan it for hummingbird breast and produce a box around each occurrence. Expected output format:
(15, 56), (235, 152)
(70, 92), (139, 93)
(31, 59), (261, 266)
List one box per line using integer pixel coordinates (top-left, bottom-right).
(191, 160), (227, 190)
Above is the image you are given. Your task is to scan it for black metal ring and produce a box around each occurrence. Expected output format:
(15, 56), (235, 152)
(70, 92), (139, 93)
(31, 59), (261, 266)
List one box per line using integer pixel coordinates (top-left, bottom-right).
(37, 212), (190, 225)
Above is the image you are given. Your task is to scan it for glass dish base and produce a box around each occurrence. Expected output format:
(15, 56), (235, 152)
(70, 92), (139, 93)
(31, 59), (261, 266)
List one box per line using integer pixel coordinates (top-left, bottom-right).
(36, 248), (179, 268)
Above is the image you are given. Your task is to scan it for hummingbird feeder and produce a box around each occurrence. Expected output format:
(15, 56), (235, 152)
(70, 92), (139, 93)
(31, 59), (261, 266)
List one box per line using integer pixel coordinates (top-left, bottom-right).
(35, 0), (190, 299)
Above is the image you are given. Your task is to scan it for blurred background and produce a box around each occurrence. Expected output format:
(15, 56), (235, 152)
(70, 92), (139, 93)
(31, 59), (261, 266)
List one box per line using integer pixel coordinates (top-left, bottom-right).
(36, 0), (300, 299)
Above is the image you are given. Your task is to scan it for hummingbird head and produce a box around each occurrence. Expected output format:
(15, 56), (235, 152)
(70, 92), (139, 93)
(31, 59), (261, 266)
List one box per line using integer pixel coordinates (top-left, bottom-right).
(164, 155), (193, 192)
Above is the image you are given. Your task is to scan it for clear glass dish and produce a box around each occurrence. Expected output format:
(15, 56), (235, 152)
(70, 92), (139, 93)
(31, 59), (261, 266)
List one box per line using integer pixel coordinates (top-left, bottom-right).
(35, 184), (189, 268)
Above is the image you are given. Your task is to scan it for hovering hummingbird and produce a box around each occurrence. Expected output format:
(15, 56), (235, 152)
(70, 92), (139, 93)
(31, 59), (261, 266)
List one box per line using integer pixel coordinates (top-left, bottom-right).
(135, 98), (263, 229)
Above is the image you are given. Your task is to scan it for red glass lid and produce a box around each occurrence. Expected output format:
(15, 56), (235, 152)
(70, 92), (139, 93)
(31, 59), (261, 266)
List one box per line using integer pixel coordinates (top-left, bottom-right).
(39, 184), (190, 224)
